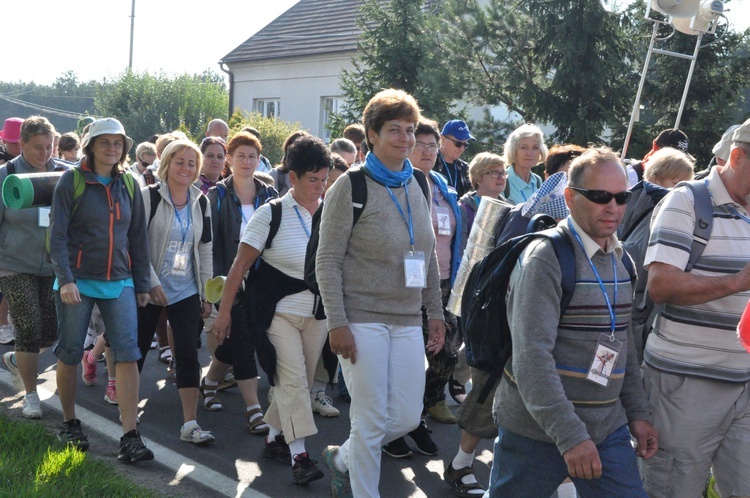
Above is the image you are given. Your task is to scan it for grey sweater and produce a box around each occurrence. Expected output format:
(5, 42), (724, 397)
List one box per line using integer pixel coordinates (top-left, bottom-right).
(316, 172), (443, 330)
(494, 221), (650, 454)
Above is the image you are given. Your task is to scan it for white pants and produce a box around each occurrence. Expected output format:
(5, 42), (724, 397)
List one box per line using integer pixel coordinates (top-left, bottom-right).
(338, 323), (426, 498)
(264, 313), (328, 442)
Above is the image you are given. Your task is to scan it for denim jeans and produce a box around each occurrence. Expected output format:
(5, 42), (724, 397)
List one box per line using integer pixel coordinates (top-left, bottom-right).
(53, 287), (140, 365)
(487, 424), (647, 498)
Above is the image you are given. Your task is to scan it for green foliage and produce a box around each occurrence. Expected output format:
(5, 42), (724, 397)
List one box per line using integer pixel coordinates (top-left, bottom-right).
(611, 0), (750, 168)
(228, 110), (303, 166)
(0, 414), (158, 497)
(437, 0), (639, 145)
(338, 0), (462, 125)
(94, 70), (228, 152)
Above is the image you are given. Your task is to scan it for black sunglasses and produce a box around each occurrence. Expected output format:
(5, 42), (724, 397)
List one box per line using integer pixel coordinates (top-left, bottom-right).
(448, 138), (469, 149)
(570, 187), (631, 205)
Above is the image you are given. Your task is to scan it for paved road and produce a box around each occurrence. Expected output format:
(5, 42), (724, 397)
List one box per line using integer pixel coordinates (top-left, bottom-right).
(0, 339), (494, 497)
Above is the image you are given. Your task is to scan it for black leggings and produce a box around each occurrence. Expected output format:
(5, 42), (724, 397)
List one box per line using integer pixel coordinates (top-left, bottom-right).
(137, 294), (201, 389)
(213, 302), (259, 380)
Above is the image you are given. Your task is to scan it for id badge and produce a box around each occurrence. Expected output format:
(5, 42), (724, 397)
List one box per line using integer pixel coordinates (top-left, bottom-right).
(586, 333), (622, 387)
(171, 248), (190, 276)
(404, 251), (426, 288)
(435, 206), (451, 236)
(38, 207), (51, 228)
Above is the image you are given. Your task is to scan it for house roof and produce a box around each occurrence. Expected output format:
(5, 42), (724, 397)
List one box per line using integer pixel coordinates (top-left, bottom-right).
(220, 0), (368, 64)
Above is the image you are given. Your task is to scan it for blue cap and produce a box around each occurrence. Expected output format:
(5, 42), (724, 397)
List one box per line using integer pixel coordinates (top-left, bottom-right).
(441, 120), (476, 142)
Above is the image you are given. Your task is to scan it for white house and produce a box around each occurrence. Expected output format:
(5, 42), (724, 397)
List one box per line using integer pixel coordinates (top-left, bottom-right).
(220, 0), (362, 142)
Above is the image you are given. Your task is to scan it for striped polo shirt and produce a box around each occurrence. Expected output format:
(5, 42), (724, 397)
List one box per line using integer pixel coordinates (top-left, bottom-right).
(644, 168), (750, 382)
(241, 191), (317, 317)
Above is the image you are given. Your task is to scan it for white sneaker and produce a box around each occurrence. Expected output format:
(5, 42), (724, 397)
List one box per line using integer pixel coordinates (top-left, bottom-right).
(22, 391), (42, 419)
(1, 351), (24, 392)
(180, 421), (215, 444)
(0, 324), (14, 345)
(311, 390), (340, 417)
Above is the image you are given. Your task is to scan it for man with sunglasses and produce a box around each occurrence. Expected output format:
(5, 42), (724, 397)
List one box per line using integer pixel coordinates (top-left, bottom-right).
(639, 119), (750, 497)
(488, 147), (657, 497)
(434, 119), (474, 198)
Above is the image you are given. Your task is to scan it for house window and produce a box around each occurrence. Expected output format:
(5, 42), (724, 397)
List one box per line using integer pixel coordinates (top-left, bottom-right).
(320, 96), (346, 142)
(254, 99), (280, 118)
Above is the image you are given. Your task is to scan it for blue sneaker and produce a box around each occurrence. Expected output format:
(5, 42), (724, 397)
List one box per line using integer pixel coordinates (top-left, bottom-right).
(321, 445), (352, 498)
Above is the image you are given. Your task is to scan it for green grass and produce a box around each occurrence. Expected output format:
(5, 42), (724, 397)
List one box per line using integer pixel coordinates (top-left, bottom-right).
(0, 413), (158, 497)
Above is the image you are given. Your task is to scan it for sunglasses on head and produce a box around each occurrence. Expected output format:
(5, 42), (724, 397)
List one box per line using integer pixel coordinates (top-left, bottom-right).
(570, 187), (632, 205)
(448, 138), (469, 149)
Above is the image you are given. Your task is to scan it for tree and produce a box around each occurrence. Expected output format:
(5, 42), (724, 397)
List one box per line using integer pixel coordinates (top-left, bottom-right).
(94, 70), (228, 147)
(227, 110), (302, 166)
(338, 0), (463, 125)
(611, 0), (750, 167)
(437, 0), (639, 145)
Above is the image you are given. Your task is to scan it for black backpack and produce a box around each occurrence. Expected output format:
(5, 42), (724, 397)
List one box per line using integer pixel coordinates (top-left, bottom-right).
(462, 225), (636, 404)
(303, 167), (430, 303)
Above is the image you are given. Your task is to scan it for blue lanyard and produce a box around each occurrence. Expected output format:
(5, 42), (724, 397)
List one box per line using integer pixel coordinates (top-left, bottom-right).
(293, 205), (311, 238)
(385, 184), (415, 248)
(432, 184), (441, 207)
(168, 188), (191, 244)
(439, 153), (457, 189)
(234, 193), (262, 224)
(568, 219), (617, 335)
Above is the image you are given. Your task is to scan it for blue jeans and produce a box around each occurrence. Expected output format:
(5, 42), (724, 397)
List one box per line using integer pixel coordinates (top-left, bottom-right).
(488, 425), (647, 498)
(53, 287), (141, 365)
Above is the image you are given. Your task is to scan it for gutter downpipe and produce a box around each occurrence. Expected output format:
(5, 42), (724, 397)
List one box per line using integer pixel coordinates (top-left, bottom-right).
(219, 62), (235, 121)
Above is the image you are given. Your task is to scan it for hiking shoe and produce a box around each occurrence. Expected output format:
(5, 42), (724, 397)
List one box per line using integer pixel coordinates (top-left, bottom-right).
(0, 324), (14, 345)
(292, 452), (324, 485)
(311, 390), (340, 417)
(408, 420), (438, 455)
(180, 421), (215, 444)
(58, 419), (89, 451)
(81, 350), (98, 386)
(118, 430), (154, 463)
(382, 437), (413, 458)
(448, 375), (467, 404)
(217, 369), (237, 391)
(1, 351), (24, 392)
(428, 400), (457, 424)
(321, 445), (352, 498)
(263, 434), (291, 464)
(104, 385), (119, 405)
(22, 391), (42, 419)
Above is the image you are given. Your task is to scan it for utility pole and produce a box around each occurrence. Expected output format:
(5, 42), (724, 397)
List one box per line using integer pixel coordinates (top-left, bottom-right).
(128, 0), (136, 70)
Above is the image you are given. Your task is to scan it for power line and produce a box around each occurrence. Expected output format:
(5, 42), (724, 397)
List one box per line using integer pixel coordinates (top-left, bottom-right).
(0, 93), (84, 119)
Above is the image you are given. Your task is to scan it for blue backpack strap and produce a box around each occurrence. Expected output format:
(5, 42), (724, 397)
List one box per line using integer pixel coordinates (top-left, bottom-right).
(681, 181), (713, 272)
(548, 229), (577, 314)
(216, 184), (227, 215)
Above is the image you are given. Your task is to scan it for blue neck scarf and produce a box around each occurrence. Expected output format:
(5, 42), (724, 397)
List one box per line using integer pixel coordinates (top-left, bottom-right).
(363, 152), (414, 188)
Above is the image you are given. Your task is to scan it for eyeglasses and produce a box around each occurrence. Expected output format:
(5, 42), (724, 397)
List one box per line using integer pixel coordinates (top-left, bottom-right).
(485, 170), (507, 179)
(140, 161), (151, 167)
(570, 187), (632, 205)
(447, 138), (469, 149)
(414, 142), (438, 152)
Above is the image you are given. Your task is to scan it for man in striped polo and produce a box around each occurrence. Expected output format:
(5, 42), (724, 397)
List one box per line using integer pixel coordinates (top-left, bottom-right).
(641, 118), (750, 497)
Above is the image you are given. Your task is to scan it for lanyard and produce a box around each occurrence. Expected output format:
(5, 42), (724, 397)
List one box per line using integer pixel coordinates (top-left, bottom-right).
(432, 184), (441, 207)
(168, 188), (191, 244)
(439, 153), (457, 189)
(568, 219), (617, 337)
(293, 205), (311, 238)
(385, 184), (415, 248)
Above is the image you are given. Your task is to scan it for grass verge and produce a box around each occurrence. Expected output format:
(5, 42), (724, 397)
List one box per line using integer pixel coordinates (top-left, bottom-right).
(0, 412), (158, 497)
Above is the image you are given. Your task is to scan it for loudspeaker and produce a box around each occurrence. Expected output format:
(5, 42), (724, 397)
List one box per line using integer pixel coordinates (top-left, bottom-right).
(672, 0), (723, 34)
(651, 0), (701, 18)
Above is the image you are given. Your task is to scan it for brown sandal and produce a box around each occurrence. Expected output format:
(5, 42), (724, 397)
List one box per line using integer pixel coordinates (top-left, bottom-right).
(199, 377), (223, 411)
(246, 407), (270, 435)
(444, 463), (486, 498)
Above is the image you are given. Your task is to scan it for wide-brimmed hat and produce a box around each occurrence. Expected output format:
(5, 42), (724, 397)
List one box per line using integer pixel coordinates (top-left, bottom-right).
(712, 124), (740, 161)
(0, 117), (23, 143)
(732, 118), (750, 145)
(81, 118), (133, 153)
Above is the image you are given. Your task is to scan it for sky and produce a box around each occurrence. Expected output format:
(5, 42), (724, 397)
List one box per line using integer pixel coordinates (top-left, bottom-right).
(3, 0), (749, 86)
